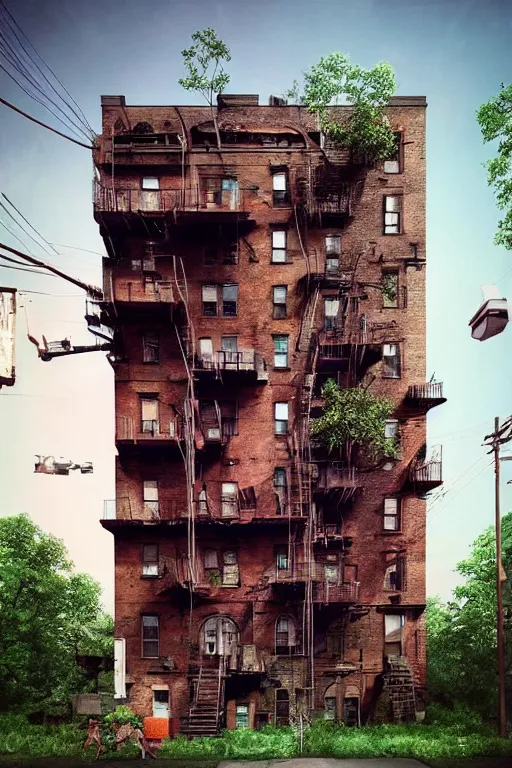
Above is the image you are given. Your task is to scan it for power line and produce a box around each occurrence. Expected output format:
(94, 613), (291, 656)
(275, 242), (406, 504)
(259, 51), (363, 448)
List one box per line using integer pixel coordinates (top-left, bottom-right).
(1, 193), (59, 255)
(427, 459), (494, 526)
(0, 200), (55, 258)
(0, 96), (93, 149)
(50, 243), (106, 258)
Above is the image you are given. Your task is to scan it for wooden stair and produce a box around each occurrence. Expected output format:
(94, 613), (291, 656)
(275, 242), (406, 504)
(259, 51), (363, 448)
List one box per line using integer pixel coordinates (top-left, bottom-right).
(182, 661), (224, 737)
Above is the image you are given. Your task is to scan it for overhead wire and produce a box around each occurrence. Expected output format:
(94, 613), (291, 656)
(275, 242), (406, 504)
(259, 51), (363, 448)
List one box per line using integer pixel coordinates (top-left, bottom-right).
(427, 459), (494, 526)
(0, 97), (93, 149)
(1, 193), (59, 255)
(0, 201), (55, 258)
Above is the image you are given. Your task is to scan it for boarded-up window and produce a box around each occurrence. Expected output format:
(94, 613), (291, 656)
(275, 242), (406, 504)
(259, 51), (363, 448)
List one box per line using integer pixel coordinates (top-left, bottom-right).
(143, 480), (159, 519)
(273, 285), (287, 319)
(274, 402), (289, 434)
(221, 482), (238, 518)
(142, 615), (159, 658)
(202, 285), (218, 316)
(142, 544), (159, 576)
(204, 549), (218, 569)
(141, 397), (159, 433)
(383, 195), (402, 234)
(384, 497), (400, 530)
(271, 230), (287, 263)
(222, 550), (239, 585)
(382, 344), (401, 378)
(142, 331), (159, 363)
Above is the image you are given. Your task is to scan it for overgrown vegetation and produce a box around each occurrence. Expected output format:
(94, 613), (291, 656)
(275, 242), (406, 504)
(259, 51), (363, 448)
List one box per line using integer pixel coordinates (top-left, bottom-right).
(179, 28), (231, 149)
(1, 714), (510, 762)
(310, 379), (398, 461)
(0, 514), (113, 715)
(477, 83), (512, 250)
(426, 511), (512, 720)
(288, 53), (397, 165)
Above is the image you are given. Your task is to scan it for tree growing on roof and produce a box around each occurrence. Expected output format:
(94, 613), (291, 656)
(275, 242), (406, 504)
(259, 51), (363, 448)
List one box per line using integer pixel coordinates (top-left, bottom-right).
(179, 28), (231, 150)
(287, 53), (396, 166)
(477, 84), (512, 251)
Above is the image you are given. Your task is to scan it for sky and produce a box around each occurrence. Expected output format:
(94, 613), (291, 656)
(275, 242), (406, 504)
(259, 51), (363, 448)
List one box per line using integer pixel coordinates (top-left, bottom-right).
(1, 0), (512, 612)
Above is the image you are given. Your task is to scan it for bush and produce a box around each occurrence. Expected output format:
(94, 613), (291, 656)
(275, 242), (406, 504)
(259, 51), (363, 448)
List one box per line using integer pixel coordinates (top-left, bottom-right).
(103, 704), (142, 729)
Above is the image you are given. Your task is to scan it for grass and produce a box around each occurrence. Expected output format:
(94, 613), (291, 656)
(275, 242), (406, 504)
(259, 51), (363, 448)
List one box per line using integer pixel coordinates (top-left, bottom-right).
(0, 707), (510, 763)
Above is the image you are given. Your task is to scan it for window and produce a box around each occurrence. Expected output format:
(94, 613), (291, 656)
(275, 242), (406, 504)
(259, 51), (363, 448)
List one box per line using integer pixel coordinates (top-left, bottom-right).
(236, 704), (249, 728)
(276, 547), (289, 572)
(273, 286), (287, 319)
(142, 544), (159, 577)
(324, 696), (336, 721)
(142, 615), (159, 658)
(222, 283), (238, 316)
(142, 331), (159, 363)
(385, 419), (399, 440)
(202, 285), (218, 316)
(273, 335), (289, 368)
(142, 177), (159, 190)
(384, 555), (406, 591)
(325, 235), (341, 276)
(274, 468), (287, 488)
(276, 616), (296, 654)
(199, 338), (213, 364)
(384, 498), (401, 531)
(198, 489), (209, 516)
(220, 400), (238, 438)
(382, 344), (401, 378)
(274, 402), (289, 435)
(204, 549), (218, 569)
(221, 482), (238, 518)
(221, 336), (238, 365)
(141, 396), (159, 433)
(384, 132), (403, 174)
(324, 298), (340, 331)
(131, 259), (142, 271)
(143, 480), (159, 519)
(274, 467), (287, 515)
(384, 613), (405, 657)
(222, 550), (239, 585)
(382, 271), (399, 308)
(271, 230), (287, 263)
(324, 564), (339, 583)
(383, 195), (402, 234)
(203, 616), (238, 656)
(275, 689), (290, 725)
(272, 172), (289, 206)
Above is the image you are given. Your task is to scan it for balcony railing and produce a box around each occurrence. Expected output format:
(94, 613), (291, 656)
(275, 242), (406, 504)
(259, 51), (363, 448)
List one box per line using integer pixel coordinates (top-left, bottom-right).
(94, 182), (247, 215)
(115, 416), (181, 443)
(406, 382), (446, 412)
(103, 498), (187, 522)
(109, 278), (174, 305)
(312, 581), (360, 603)
(316, 466), (360, 491)
(194, 350), (268, 380)
(409, 459), (442, 485)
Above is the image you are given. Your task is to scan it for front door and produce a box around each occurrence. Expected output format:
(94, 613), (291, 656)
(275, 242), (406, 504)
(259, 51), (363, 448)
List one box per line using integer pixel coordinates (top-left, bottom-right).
(152, 689), (169, 718)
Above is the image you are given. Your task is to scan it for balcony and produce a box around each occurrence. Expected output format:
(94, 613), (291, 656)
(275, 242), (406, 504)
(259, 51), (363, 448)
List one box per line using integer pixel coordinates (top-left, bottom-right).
(269, 563), (360, 604)
(312, 581), (360, 604)
(313, 523), (345, 543)
(405, 382), (446, 413)
(93, 182), (252, 227)
(194, 350), (268, 384)
(115, 416), (182, 452)
(406, 448), (443, 494)
(316, 466), (362, 494)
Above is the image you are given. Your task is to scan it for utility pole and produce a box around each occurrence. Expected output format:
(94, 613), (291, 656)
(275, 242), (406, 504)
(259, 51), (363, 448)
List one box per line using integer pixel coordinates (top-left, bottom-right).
(493, 416), (507, 738)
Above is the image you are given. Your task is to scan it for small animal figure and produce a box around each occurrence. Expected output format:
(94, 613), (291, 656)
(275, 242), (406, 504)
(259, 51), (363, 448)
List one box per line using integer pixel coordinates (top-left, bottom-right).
(82, 718), (104, 760)
(112, 722), (157, 759)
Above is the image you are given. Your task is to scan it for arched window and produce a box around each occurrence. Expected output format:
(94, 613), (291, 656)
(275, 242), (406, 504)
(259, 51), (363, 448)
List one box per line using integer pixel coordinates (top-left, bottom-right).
(201, 616), (238, 656)
(275, 616), (297, 655)
(133, 121), (154, 135)
(324, 683), (337, 721)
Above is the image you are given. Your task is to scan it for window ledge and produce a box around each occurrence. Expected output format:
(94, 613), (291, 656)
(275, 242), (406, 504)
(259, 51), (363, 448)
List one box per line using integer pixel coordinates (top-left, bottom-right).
(271, 260), (294, 265)
(141, 574), (160, 579)
(380, 530), (402, 536)
(273, 367), (291, 372)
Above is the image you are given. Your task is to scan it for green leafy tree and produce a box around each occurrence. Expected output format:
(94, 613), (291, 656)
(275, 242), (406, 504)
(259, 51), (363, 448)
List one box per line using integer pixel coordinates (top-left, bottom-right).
(310, 379), (397, 463)
(477, 84), (512, 251)
(179, 28), (231, 150)
(0, 514), (112, 712)
(288, 53), (396, 165)
(426, 512), (512, 720)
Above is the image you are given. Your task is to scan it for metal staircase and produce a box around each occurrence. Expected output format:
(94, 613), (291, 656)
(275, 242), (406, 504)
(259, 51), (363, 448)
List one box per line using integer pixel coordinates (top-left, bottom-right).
(182, 658), (225, 737)
(383, 656), (417, 722)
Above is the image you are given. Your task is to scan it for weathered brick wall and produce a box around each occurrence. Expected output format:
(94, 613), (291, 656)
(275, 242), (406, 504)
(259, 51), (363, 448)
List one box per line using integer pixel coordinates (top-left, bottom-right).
(98, 97), (429, 723)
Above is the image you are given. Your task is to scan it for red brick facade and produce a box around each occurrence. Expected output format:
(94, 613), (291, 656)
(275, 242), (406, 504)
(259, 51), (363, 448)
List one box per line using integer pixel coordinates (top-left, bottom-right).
(94, 94), (441, 731)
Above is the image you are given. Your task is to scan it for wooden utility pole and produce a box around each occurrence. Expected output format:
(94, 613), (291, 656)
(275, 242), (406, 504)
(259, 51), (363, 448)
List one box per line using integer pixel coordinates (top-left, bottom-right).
(493, 416), (507, 738)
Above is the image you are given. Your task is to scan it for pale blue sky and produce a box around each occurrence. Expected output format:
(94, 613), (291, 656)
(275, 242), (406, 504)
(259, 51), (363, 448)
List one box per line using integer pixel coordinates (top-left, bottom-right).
(1, 0), (511, 611)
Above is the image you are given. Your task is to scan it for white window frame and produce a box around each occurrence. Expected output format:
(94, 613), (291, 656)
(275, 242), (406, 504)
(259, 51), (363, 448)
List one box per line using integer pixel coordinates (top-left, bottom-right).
(274, 402), (289, 434)
(202, 285), (218, 316)
(384, 195), (402, 235)
(384, 497), (400, 531)
(273, 335), (289, 368)
(221, 482), (238, 518)
(273, 285), (287, 318)
(271, 230), (287, 263)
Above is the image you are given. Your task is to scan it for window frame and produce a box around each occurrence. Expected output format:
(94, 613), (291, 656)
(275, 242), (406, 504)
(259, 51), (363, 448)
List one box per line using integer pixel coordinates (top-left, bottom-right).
(236, 703), (250, 729)
(272, 172), (289, 207)
(140, 395), (159, 434)
(142, 544), (159, 577)
(275, 688), (290, 724)
(274, 402), (289, 435)
(383, 131), (404, 174)
(221, 481), (239, 518)
(202, 284), (218, 317)
(383, 497), (401, 532)
(382, 270), (399, 308)
(143, 479), (159, 519)
(271, 229), (287, 263)
(273, 334), (289, 369)
(142, 177), (159, 190)
(141, 614), (159, 658)
(272, 285), (287, 319)
(382, 343), (401, 379)
(142, 330), (160, 364)
(383, 195), (403, 235)
(222, 283), (238, 317)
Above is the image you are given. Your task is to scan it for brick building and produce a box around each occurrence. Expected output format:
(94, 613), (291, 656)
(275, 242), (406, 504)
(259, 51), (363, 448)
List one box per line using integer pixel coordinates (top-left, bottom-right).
(94, 93), (444, 734)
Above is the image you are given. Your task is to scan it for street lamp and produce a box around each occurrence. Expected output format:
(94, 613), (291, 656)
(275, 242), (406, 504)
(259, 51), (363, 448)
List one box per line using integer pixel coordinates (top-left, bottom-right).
(469, 285), (509, 341)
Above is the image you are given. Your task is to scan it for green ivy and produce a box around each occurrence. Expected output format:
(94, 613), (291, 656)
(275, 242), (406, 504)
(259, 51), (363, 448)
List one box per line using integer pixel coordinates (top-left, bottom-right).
(288, 53), (396, 166)
(310, 380), (397, 460)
